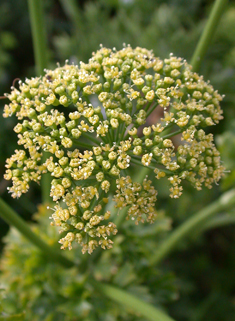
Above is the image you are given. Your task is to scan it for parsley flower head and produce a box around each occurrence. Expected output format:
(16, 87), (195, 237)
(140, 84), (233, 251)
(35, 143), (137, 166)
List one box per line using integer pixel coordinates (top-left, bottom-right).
(3, 45), (225, 254)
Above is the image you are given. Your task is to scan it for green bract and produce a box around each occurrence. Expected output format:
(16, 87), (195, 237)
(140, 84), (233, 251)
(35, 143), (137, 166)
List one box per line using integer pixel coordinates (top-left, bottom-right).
(3, 46), (225, 254)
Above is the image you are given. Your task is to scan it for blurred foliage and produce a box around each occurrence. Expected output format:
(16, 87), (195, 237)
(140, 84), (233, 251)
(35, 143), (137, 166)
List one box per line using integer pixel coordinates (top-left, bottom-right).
(0, 0), (235, 320)
(0, 205), (175, 321)
(0, 290), (25, 320)
(217, 120), (235, 190)
(166, 223), (235, 321)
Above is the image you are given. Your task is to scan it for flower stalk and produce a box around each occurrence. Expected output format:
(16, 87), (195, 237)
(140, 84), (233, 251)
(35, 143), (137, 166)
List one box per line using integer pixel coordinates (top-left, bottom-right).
(27, 0), (51, 203)
(190, 0), (228, 72)
(27, 0), (48, 75)
(150, 189), (235, 266)
(91, 281), (176, 321)
(197, 212), (235, 233)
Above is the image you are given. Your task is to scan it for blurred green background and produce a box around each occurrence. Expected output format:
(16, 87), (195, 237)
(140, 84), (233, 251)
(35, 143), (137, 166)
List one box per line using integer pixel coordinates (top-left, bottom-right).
(0, 1), (235, 320)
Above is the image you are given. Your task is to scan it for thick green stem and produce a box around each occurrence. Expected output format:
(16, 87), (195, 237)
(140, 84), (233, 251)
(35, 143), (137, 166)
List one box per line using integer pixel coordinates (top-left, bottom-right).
(190, 0), (228, 72)
(92, 281), (175, 321)
(150, 189), (235, 266)
(27, 0), (48, 75)
(194, 212), (235, 235)
(0, 198), (74, 268)
(27, 0), (51, 203)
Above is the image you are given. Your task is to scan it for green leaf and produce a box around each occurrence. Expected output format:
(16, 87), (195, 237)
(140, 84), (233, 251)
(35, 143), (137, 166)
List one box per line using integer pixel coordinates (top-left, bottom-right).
(92, 281), (176, 321)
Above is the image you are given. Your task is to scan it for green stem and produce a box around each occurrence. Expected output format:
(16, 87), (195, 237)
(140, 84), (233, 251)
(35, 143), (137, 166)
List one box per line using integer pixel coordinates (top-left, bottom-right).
(130, 155), (171, 174)
(27, 0), (48, 75)
(72, 139), (95, 149)
(119, 122), (127, 142)
(27, 0), (51, 203)
(106, 129), (113, 146)
(150, 189), (235, 266)
(159, 123), (175, 137)
(162, 128), (183, 139)
(81, 132), (101, 145)
(0, 198), (74, 268)
(194, 212), (235, 234)
(190, 0), (228, 72)
(146, 102), (158, 118)
(130, 157), (156, 171)
(92, 281), (175, 321)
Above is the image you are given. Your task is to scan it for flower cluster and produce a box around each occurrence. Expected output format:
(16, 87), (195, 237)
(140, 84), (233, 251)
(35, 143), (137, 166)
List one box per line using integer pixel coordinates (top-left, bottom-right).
(3, 45), (225, 253)
(114, 176), (158, 224)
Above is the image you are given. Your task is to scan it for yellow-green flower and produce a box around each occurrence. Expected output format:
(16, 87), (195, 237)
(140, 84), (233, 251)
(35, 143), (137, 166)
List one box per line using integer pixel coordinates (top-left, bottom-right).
(3, 46), (225, 253)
